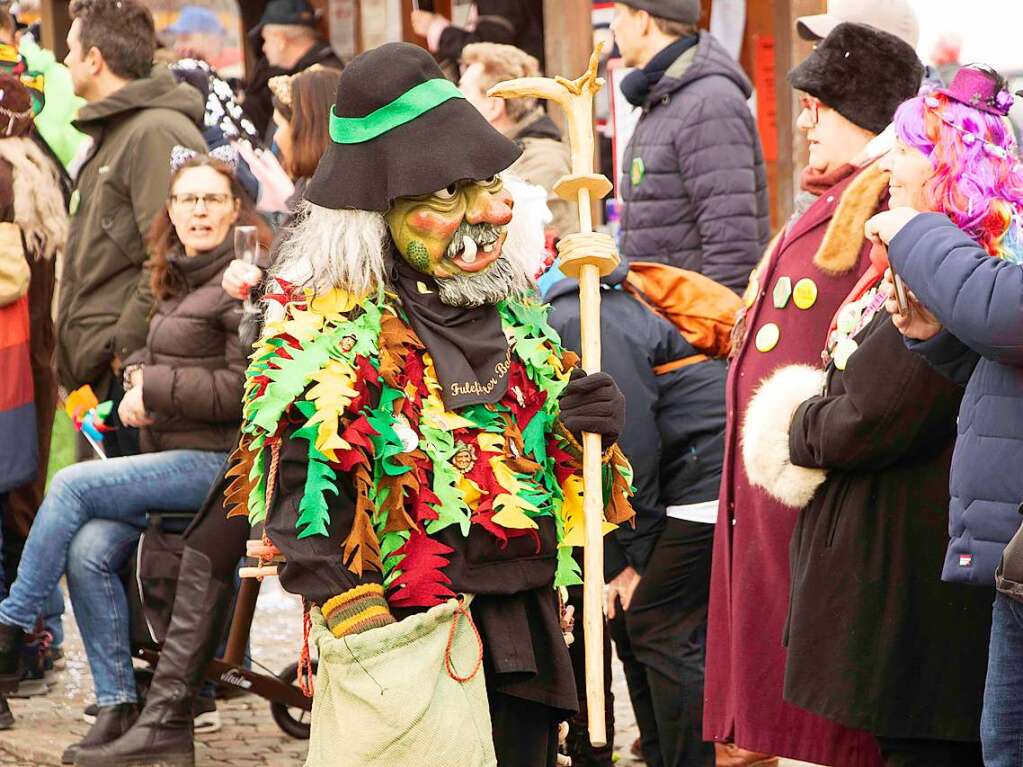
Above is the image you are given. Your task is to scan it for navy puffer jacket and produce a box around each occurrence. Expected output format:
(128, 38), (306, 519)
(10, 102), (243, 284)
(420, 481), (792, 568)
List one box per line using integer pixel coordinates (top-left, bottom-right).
(889, 212), (1023, 585)
(545, 262), (727, 579)
(618, 32), (770, 293)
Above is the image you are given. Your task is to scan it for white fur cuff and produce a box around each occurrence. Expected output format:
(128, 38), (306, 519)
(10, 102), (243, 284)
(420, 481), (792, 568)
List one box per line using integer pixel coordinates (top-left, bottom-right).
(742, 364), (828, 509)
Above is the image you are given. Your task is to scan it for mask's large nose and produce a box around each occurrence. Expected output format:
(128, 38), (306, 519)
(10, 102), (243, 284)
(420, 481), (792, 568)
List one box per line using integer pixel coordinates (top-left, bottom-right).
(465, 182), (514, 227)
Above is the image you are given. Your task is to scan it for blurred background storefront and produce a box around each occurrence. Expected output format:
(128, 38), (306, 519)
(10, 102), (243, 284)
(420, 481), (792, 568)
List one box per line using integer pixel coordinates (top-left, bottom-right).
(26, 0), (1023, 225)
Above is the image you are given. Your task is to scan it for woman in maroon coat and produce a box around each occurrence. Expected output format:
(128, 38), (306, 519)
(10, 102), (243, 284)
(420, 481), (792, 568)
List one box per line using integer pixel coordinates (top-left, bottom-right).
(703, 24), (922, 766)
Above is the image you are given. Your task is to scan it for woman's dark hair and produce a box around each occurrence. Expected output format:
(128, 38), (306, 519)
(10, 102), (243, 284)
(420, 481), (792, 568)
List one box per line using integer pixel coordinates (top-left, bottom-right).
(286, 66), (341, 180)
(148, 154), (272, 301)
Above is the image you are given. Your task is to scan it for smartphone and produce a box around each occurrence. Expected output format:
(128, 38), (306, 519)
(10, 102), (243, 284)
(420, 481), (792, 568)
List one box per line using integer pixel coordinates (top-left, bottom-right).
(889, 260), (911, 316)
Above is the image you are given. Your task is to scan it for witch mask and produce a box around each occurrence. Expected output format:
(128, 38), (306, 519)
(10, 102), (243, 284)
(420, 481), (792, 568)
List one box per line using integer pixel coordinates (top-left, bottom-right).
(385, 176), (514, 281)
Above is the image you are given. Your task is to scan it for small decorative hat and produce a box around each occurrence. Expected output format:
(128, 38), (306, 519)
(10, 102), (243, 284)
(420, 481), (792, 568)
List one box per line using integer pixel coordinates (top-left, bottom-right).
(304, 43), (521, 212)
(0, 74), (35, 138)
(788, 22), (923, 135)
(936, 65), (1016, 116)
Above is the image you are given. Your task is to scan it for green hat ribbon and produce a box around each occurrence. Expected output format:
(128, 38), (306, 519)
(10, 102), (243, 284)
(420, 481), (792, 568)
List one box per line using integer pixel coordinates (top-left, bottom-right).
(329, 78), (465, 145)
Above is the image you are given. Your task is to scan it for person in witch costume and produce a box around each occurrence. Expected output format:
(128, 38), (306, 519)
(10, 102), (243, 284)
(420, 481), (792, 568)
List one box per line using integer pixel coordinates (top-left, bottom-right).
(255, 42), (631, 765)
(228, 43), (630, 767)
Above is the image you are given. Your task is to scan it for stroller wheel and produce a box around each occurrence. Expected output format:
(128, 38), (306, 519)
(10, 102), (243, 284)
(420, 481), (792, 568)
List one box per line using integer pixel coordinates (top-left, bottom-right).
(270, 660), (316, 740)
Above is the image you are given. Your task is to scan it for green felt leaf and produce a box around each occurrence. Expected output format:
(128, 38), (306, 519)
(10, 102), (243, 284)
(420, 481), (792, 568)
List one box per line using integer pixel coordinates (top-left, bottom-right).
(521, 413), (549, 463)
(296, 441), (337, 539)
(246, 448), (266, 525)
(554, 545), (582, 588)
(426, 461), (472, 536)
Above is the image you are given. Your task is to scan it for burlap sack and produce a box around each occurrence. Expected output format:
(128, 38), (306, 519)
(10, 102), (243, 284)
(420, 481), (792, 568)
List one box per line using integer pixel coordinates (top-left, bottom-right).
(305, 595), (496, 767)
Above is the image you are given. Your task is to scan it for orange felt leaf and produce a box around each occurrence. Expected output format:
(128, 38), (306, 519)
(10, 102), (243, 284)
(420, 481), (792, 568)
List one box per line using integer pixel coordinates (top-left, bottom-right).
(378, 313), (423, 387)
(342, 466), (383, 576)
(224, 437), (257, 519)
(379, 451), (422, 533)
(606, 446), (637, 526)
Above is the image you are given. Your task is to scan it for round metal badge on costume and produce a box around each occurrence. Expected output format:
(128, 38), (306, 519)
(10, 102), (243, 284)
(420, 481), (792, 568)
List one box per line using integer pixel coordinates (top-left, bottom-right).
(755, 323), (780, 352)
(793, 278), (818, 310)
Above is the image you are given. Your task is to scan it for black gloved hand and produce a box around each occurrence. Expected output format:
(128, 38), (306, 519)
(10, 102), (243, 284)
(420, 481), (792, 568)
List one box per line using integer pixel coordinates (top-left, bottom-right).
(559, 369), (625, 449)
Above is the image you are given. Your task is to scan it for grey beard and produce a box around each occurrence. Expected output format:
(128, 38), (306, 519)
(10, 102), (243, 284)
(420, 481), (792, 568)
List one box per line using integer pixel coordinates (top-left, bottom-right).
(436, 253), (533, 308)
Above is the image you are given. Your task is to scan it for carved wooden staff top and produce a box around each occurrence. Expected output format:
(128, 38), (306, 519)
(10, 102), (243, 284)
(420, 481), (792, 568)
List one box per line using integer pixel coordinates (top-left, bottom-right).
(490, 44), (618, 747)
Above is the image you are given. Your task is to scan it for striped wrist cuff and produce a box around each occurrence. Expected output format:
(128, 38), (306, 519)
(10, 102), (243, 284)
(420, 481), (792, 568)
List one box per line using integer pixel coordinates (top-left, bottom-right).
(323, 584), (395, 638)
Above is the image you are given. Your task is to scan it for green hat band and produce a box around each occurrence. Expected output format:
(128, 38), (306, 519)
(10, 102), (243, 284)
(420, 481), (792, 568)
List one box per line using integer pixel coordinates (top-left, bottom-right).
(329, 78), (465, 145)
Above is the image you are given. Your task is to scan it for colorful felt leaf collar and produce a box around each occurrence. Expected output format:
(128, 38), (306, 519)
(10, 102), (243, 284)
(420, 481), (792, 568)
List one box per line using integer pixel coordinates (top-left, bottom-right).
(229, 288), (634, 608)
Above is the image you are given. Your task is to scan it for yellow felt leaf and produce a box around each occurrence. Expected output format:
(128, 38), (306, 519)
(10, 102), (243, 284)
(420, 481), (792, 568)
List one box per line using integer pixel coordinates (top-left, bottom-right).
(560, 474), (616, 548)
(477, 433), (504, 454)
(281, 308), (324, 342)
(459, 477), (484, 507)
(420, 353), (476, 431)
(492, 494), (539, 530)
(308, 288), (360, 319)
(489, 456), (522, 494)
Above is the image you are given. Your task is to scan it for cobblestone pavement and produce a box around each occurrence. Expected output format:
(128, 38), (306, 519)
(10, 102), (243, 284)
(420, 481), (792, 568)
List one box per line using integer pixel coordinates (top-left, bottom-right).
(0, 581), (816, 766)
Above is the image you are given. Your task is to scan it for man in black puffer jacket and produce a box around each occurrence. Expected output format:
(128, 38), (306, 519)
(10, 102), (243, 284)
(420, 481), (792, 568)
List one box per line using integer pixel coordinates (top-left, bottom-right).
(612, 0), (770, 293)
(544, 256), (727, 767)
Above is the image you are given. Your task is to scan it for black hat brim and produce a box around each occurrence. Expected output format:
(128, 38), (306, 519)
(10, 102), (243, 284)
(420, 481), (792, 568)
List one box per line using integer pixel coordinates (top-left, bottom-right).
(304, 95), (522, 212)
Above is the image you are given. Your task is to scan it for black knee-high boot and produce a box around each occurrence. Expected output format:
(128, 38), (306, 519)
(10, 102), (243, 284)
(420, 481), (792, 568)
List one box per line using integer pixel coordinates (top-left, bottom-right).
(74, 548), (232, 767)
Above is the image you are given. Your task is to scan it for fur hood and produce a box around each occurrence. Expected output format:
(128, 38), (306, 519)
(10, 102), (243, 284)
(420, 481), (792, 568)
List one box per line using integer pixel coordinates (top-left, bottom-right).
(0, 138), (67, 261)
(742, 364), (828, 509)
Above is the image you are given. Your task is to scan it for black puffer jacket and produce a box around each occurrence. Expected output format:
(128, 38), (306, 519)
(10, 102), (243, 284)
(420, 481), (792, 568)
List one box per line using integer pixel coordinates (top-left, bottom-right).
(619, 32), (770, 293)
(133, 238), (246, 453)
(545, 262), (727, 578)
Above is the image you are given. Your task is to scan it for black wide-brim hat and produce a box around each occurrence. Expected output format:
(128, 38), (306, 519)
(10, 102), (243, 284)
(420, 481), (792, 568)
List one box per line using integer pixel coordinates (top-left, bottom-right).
(305, 42), (522, 212)
(788, 22), (923, 135)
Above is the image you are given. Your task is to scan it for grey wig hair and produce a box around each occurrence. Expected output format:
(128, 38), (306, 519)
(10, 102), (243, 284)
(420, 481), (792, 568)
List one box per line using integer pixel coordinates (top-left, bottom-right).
(269, 199), (390, 299)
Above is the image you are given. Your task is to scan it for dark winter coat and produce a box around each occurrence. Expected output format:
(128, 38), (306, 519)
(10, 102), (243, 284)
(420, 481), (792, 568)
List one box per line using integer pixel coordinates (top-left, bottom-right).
(618, 32), (770, 293)
(436, 0), (545, 69)
(889, 212), (1023, 586)
(132, 238), (246, 454)
(57, 67), (206, 394)
(545, 261), (726, 579)
(784, 311), (990, 741)
(705, 163), (890, 766)
(242, 42), (344, 138)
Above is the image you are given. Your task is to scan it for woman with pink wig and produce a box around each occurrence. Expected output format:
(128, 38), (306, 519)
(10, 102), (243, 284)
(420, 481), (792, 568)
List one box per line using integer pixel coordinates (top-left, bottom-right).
(868, 64), (1023, 767)
(739, 65), (1022, 766)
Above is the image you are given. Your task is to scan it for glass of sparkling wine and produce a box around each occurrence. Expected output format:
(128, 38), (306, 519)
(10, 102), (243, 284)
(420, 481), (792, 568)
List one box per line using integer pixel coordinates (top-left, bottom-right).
(234, 225), (260, 314)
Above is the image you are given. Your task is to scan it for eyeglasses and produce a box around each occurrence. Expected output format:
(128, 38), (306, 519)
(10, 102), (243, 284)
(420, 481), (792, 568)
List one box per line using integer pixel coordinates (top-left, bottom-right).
(169, 193), (234, 211)
(800, 95), (822, 126)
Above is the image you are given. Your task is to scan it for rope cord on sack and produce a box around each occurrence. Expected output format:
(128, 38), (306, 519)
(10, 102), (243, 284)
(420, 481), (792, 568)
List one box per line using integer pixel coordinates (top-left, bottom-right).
(444, 598), (484, 683)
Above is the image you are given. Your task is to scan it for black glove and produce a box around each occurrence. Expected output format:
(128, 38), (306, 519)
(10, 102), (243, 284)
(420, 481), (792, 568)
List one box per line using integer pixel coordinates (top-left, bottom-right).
(559, 369), (625, 449)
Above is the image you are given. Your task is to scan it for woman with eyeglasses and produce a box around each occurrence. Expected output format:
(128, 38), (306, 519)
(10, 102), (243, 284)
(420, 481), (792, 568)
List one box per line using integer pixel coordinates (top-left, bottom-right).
(0, 152), (269, 759)
(704, 23), (924, 766)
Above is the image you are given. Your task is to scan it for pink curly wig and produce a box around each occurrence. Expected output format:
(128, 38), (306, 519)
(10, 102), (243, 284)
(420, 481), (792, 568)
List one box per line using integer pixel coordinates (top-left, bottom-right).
(893, 92), (1023, 259)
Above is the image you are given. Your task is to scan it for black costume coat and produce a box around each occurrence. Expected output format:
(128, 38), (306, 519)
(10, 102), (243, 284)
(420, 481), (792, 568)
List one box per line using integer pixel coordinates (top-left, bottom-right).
(784, 311), (992, 741)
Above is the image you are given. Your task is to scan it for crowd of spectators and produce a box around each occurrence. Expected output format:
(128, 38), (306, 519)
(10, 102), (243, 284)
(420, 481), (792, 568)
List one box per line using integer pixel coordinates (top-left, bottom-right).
(0, 2), (1021, 767)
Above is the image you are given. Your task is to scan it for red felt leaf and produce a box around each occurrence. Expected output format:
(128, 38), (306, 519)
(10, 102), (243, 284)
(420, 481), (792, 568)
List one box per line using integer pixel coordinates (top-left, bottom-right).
(387, 531), (455, 608)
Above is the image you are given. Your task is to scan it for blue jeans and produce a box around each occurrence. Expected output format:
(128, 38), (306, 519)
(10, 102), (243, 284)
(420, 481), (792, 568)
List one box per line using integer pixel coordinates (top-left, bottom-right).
(982, 591), (1023, 766)
(0, 450), (226, 706)
(0, 493), (65, 648)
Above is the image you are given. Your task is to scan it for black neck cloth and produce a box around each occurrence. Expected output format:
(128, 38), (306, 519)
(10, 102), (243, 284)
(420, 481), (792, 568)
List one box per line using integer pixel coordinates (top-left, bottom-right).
(392, 256), (511, 410)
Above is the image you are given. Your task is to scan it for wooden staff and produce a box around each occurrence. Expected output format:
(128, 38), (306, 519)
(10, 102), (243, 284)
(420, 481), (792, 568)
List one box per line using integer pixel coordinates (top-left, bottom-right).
(489, 44), (617, 747)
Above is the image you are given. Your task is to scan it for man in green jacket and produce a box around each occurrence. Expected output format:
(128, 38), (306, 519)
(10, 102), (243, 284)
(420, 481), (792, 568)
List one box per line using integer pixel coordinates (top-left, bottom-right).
(56, 0), (205, 425)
